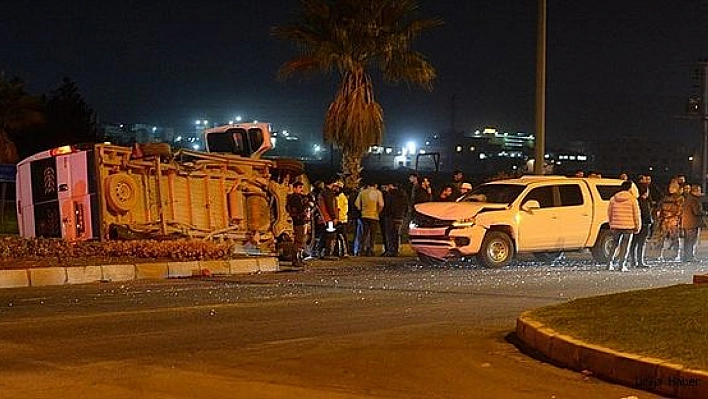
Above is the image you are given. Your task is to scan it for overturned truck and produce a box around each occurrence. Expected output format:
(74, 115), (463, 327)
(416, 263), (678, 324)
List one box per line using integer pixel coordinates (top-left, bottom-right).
(16, 122), (304, 257)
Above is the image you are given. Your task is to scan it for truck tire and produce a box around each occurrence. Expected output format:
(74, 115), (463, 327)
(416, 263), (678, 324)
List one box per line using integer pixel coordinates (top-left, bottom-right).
(477, 231), (515, 268)
(105, 173), (139, 213)
(591, 229), (614, 263)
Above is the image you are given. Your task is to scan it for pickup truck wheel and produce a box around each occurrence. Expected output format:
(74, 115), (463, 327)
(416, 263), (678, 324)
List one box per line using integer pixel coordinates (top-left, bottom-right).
(591, 229), (614, 263)
(477, 231), (515, 268)
(533, 252), (564, 262)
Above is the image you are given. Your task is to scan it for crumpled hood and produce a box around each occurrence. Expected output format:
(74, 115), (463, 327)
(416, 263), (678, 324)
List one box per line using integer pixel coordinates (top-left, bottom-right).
(612, 190), (634, 203)
(414, 201), (507, 220)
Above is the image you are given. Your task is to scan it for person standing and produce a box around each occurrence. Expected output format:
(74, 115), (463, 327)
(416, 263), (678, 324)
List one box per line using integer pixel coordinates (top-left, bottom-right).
(457, 182), (473, 199)
(348, 184), (363, 256)
(334, 181), (349, 257)
(681, 184), (703, 262)
(607, 180), (641, 271)
(378, 183), (391, 255)
(656, 179), (684, 262)
(630, 178), (653, 268)
(382, 183), (409, 257)
(438, 184), (455, 202)
(355, 181), (384, 257)
(286, 181), (311, 267)
(316, 179), (339, 258)
(408, 173), (431, 205)
(451, 170), (466, 198)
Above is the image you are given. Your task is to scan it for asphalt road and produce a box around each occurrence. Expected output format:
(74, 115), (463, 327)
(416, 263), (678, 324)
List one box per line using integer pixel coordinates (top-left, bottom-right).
(1, 254), (705, 399)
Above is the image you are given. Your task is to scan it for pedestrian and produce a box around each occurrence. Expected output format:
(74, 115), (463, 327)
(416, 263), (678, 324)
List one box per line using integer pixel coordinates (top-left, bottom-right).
(334, 181), (349, 257)
(382, 183), (409, 257)
(681, 184), (703, 262)
(629, 177), (653, 268)
(438, 184), (455, 202)
(458, 182), (473, 200)
(408, 172), (432, 205)
(655, 179), (683, 262)
(316, 179), (339, 259)
(355, 181), (384, 256)
(451, 170), (466, 198)
(286, 181), (311, 267)
(420, 177), (433, 202)
(348, 183), (363, 256)
(607, 180), (641, 271)
(379, 183), (390, 255)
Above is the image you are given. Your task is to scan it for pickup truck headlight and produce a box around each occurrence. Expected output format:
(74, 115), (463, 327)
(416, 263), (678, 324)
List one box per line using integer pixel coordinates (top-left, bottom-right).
(451, 217), (476, 228)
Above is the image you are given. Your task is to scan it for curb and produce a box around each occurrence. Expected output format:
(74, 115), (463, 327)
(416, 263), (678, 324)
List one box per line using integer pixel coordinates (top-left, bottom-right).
(0, 257), (280, 289)
(516, 312), (708, 398)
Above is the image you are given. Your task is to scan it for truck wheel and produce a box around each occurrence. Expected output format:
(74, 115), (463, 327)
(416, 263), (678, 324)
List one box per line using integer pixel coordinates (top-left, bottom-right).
(105, 173), (139, 213)
(477, 231), (515, 268)
(533, 252), (564, 262)
(591, 229), (614, 263)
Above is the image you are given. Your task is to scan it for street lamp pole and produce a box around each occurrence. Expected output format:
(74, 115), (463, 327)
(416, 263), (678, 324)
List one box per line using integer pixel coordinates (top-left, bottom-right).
(533, 0), (547, 175)
(701, 61), (708, 194)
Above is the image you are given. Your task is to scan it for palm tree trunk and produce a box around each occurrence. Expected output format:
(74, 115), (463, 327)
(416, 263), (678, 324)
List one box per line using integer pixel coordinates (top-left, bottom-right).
(341, 150), (364, 189)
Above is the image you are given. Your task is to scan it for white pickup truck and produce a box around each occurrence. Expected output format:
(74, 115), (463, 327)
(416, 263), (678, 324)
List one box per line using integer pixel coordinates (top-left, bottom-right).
(409, 176), (632, 268)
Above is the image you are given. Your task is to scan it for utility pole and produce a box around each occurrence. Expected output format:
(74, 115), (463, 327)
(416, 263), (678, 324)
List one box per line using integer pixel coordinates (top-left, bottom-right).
(701, 61), (708, 194)
(533, 0), (547, 175)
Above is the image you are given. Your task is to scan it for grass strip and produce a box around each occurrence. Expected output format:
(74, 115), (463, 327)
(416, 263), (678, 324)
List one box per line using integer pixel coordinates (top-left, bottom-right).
(528, 284), (708, 370)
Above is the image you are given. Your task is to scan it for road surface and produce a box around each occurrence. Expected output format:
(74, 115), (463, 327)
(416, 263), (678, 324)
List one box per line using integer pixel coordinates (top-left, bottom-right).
(1, 254), (703, 398)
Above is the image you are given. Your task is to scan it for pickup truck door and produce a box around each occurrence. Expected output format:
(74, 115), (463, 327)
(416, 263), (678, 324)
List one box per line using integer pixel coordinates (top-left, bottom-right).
(516, 185), (561, 250)
(553, 183), (593, 248)
(516, 183), (593, 251)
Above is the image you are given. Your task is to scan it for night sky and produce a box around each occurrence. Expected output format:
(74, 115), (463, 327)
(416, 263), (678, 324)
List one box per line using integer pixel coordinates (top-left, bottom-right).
(3, 0), (707, 147)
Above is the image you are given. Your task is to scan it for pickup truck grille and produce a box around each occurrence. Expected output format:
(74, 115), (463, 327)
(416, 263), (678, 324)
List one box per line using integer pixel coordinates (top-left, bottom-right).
(410, 211), (454, 228)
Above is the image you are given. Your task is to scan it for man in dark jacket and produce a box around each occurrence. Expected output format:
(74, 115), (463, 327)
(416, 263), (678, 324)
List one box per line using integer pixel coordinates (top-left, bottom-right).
(286, 181), (311, 267)
(382, 183), (409, 257)
(681, 184), (703, 262)
(630, 177), (653, 268)
(316, 179), (339, 258)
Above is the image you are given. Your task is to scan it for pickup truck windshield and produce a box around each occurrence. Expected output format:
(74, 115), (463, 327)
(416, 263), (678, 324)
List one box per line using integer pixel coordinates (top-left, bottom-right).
(459, 183), (525, 204)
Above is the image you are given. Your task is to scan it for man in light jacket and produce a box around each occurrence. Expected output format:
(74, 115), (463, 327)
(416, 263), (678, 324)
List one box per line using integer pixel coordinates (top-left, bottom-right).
(607, 180), (641, 271)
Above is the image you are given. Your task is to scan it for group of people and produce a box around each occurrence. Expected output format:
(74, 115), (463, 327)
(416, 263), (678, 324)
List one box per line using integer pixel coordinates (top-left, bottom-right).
(285, 178), (410, 267)
(607, 174), (705, 271)
(284, 169), (474, 267)
(408, 170), (473, 204)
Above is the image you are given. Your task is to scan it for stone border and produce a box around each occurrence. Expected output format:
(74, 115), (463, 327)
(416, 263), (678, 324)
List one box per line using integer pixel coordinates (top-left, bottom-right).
(0, 257), (279, 289)
(516, 312), (708, 398)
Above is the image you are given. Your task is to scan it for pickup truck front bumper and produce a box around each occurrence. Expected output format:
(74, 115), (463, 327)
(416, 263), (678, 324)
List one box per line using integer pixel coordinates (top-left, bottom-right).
(409, 225), (486, 260)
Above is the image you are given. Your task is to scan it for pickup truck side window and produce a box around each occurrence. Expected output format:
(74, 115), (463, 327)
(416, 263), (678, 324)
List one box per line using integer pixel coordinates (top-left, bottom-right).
(523, 186), (555, 208)
(596, 185), (623, 201)
(558, 184), (584, 206)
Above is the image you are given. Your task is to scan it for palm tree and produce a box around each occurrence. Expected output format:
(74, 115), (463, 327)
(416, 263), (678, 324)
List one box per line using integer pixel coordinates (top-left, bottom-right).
(273, 0), (441, 188)
(0, 73), (43, 163)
